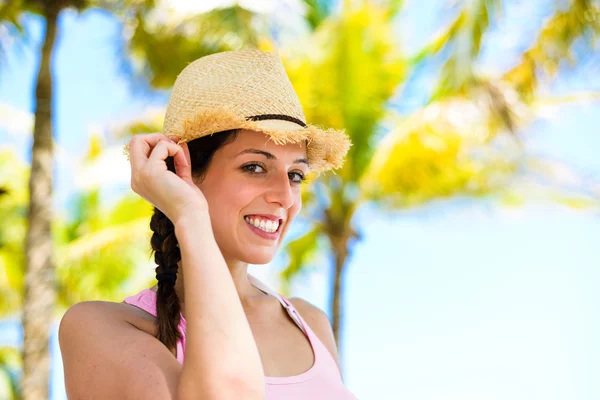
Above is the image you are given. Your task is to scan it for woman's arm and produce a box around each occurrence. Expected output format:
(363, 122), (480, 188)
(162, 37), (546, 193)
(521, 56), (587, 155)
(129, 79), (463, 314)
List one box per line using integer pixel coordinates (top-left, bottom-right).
(60, 133), (264, 400)
(124, 133), (264, 398)
(175, 212), (265, 400)
(58, 216), (264, 400)
(59, 214), (264, 400)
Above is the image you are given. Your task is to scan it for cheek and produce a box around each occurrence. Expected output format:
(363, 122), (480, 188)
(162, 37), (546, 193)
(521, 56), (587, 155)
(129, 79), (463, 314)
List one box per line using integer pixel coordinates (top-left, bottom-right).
(202, 179), (258, 221)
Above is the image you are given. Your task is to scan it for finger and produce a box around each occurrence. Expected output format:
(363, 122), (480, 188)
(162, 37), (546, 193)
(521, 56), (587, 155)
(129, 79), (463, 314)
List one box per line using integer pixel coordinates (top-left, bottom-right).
(175, 142), (193, 184)
(148, 140), (188, 166)
(129, 133), (173, 170)
(180, 140), (191, 166)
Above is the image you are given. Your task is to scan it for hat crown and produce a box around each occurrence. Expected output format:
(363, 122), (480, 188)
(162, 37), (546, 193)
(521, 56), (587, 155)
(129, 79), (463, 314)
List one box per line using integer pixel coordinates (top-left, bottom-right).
(163, 49), (306, 137)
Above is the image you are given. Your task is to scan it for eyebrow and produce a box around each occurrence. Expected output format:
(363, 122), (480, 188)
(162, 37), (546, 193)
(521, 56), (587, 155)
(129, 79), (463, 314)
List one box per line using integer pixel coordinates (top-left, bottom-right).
(236, 148), (309, 166)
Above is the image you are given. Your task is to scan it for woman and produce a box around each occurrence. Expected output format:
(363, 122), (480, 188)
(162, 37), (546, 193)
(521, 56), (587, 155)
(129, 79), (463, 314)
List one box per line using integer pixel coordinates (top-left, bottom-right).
(59, 49), (356, 399)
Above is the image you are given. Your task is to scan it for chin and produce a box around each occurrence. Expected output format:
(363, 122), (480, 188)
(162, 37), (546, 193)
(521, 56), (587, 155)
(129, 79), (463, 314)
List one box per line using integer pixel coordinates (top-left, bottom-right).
(243, 250), (277, 265)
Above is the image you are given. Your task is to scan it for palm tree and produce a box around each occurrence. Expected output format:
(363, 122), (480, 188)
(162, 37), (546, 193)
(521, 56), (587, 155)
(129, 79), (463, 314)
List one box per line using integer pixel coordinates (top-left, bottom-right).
(279, 2), (408, 347)
(0, 136), (178, 400)
(0, 1), (279, 396)
(114, 0), (600, 354)
(281, 0), (600, 349)
(1, 1), (87, 397)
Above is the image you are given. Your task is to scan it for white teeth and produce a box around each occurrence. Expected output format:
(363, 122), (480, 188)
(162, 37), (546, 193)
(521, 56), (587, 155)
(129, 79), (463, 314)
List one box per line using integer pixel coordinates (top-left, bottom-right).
(245, 216), (280, 233)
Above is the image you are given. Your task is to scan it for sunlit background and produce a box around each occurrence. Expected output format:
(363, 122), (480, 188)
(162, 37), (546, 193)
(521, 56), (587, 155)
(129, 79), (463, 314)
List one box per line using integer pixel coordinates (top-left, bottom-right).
(1, 0), (599, 399)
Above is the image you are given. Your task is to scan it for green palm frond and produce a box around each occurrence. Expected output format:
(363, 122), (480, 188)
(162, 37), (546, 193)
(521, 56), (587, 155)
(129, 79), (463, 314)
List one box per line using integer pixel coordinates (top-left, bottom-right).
(301, 0), (335, 30)
(362, 99), (522, 208)
(285, 2), (406, 183)
(0, 0), (25, 28)
(57, 217), (150, 265)
(120, 4), (269, 89)
(411, 0), (501, 99)
(0, 150), (28, 317)
(0, 0), (26, 71)
(504, 0), (600, 103)
(55, 192), (154, 307)
(0, 346), (21, 400)
(280, 226), (324, 296)
(57, 236), (152, 307)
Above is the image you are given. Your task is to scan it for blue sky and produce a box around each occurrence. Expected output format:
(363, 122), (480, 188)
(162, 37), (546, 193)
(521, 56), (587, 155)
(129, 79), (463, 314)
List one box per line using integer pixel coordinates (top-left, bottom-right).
(1, 2), (599, 399)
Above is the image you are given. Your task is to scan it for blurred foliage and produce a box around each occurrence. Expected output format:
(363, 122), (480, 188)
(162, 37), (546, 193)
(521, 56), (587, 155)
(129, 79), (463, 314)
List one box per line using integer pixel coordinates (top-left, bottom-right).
(504, 0), (600, 102)
(0, 140), (155, 318)
(0, 346), (21, 400)
(55, 191), (154, 309)
(362, 97), (523, 208)
(279, 225), (324, 294)
(1, 0), (599, 361)
(412, 0), (600, 130)
(285, 2), (407, 184)
(0, 150), (28, 318)
(110, 0), (600, 342)
(116, 3), (270, 88)
(54, 135), (155, 310)
(302, 0), (336, 29)
(420, 0), (502, 100)
(278, 2), (407, 303)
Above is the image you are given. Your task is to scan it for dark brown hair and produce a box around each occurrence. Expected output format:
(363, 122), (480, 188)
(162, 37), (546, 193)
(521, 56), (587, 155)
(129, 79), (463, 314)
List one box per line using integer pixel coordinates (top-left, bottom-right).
(150, 130), (239, 351)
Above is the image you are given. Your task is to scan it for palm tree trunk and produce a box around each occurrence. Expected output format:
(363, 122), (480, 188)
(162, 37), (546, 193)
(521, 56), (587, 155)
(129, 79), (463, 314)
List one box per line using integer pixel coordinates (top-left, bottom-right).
(330, 237), (349, 350)
(22, 5), (60, 400)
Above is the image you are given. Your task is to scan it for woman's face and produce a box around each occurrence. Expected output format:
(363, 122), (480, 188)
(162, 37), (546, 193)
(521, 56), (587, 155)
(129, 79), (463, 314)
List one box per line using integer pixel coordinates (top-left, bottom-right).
(197, 130), (308, 265)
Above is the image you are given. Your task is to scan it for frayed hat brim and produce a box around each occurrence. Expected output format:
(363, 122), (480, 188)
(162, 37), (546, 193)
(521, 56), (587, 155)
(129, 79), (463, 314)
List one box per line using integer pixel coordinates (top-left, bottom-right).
(124, 108), (351, 173)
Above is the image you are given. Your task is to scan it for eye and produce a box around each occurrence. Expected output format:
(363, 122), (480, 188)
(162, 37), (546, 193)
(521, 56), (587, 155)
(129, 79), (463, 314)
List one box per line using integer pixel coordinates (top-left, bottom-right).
(242, 163), (266, 174)
(289, 171), (306, 184)
(242, 162), (306, 184)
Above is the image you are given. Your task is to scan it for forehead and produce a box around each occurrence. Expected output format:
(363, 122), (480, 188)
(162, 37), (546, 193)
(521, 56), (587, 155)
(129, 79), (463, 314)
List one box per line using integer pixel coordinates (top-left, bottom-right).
(223, 129), (306, 155)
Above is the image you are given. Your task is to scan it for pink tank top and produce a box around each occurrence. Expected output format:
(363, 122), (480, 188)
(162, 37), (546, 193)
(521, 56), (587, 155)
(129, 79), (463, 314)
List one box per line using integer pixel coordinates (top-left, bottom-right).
(122, 274), (358, 399)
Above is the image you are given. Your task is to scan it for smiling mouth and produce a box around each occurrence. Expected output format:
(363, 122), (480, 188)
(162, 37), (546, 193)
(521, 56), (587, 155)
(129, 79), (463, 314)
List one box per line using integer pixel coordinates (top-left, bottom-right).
(244, 216), (283, 235)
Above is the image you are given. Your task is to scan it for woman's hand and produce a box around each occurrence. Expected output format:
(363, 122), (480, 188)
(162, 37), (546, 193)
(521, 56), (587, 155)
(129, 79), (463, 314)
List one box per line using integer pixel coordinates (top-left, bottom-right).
(128, 133), (208, 224)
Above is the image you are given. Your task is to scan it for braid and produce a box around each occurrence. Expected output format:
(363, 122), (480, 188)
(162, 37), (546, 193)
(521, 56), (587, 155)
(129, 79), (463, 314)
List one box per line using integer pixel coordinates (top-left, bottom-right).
(147, 129), (240, 354)
(150, 207), (182, 351)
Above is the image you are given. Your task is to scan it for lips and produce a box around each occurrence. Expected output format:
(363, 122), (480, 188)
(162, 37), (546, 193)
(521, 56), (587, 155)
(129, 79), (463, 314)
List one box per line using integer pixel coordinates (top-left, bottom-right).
(244, 214), (283, 222)
(244, 215), (283, 240)
(244, 216), (281, 232)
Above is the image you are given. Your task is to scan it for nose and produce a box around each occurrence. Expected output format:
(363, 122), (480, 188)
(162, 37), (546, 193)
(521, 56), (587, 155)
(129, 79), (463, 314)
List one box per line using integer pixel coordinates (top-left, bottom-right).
(265, 171), (295, 209)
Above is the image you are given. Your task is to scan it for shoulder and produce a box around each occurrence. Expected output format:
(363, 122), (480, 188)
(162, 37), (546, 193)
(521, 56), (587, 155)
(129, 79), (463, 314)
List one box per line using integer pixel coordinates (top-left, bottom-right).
(287, 297), (341, 371)
(60, 300), (130, 336)
(61, 299), (159, 337)
(59, 301), (179, 399)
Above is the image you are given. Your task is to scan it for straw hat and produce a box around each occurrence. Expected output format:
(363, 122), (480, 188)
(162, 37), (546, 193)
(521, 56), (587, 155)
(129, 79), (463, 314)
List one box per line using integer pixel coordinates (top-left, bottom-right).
(124, 49), (351, 173)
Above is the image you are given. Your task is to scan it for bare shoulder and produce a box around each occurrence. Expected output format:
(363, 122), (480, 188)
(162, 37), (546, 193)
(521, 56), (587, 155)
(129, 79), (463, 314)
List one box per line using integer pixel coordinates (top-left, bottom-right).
(288, 297), (341, 371)
(59, 300), (181, 400)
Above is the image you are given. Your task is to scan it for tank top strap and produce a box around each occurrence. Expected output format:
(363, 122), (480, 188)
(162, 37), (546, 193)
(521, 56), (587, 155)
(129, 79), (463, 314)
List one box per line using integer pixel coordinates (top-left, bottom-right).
(122, 289), (187, 364)
(122, 289), (158, 316)
(247, 274), (307, 336)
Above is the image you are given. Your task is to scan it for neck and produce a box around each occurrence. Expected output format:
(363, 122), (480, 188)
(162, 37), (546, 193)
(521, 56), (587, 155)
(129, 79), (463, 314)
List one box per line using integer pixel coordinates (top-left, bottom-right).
(169, 257), (267, 320)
